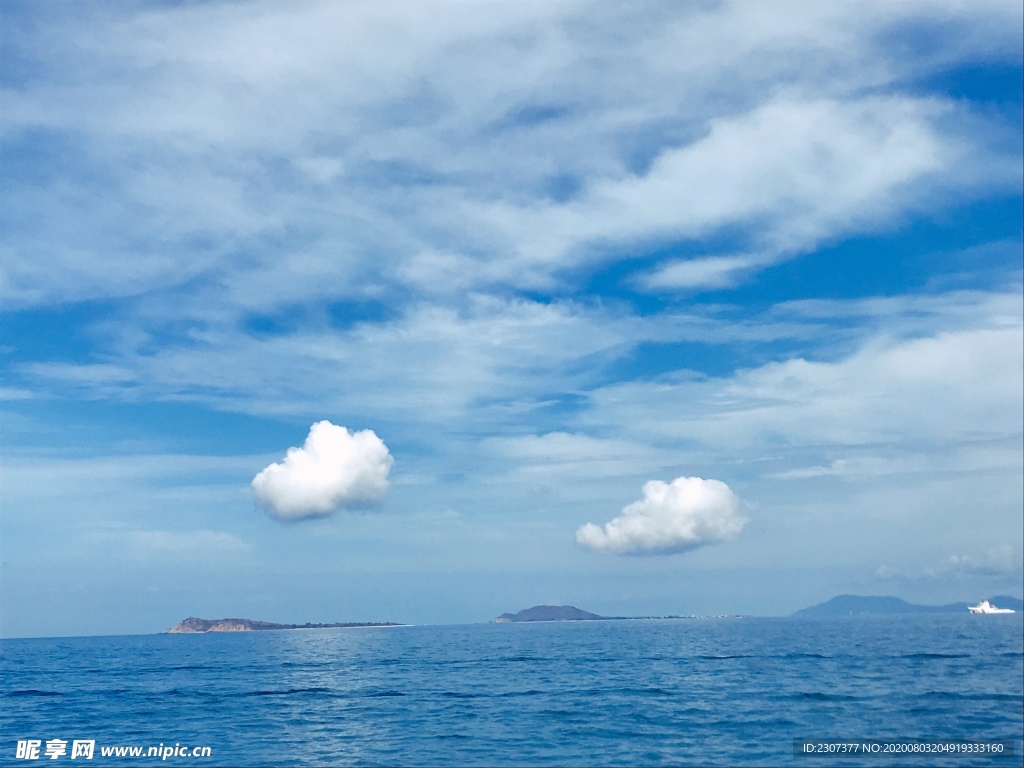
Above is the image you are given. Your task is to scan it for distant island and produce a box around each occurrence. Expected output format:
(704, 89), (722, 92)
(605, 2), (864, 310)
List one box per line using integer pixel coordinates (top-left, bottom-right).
(793, 594), (1023, 618)
(493, 605), (741, 623)
(494, 605), (603, 623)
(166, 617), (403, 633)
(492, 597), (1023, 623)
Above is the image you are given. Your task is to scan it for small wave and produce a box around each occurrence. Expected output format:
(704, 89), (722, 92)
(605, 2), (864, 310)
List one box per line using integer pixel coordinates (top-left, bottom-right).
(499, 689), (545, 698)
(625, 687), (672, 696)
(786, 652), (830, 659)
(574, 685), (672, 697)
(901, 652), (969, 660)
(7, 689), (62, 697)
(246, 687), (332, 697)
(797, 691), (863, 702)
(694, 652), (829, 660)
(713, 716), (801, 728)
(442, 691), (481, 698)
(365, 690), (405, 697)
(920, 691), (1018, 702)
(694, 654), (754, 660)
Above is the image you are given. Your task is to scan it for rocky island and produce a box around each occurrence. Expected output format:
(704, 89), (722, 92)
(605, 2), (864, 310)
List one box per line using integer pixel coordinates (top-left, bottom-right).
(166, 617), (403, 633)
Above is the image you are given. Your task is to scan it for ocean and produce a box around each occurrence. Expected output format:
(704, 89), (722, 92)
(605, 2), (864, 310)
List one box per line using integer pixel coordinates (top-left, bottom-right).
(2, 615), (1021, 766)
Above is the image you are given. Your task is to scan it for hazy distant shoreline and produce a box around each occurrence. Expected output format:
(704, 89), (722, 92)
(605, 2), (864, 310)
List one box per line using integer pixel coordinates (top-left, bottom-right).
(793, 594), (1023, 617)
(166, 617), (404, 634)
(490, 597), (1021, 624)
(161, 595), (1022, 636)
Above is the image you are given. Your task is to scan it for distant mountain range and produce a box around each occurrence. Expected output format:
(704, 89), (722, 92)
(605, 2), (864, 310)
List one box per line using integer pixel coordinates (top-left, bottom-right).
(793, 594), (1023, 617)
(166, 617), (402, 633)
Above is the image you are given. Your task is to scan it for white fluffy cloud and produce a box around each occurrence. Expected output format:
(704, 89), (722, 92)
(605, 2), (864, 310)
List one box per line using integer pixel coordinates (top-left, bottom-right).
(252, 421), (393, 520)
(576, 476), (746, 555)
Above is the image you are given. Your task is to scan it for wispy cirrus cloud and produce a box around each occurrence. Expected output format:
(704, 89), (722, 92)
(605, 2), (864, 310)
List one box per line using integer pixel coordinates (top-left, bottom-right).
(581, 305), (1023, 453)
(638, 255), (763, 291)
(1, 2), (1019, 313)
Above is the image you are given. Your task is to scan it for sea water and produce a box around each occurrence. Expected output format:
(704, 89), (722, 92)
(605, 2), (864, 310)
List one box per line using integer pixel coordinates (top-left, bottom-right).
(2, 615), (1021, 766)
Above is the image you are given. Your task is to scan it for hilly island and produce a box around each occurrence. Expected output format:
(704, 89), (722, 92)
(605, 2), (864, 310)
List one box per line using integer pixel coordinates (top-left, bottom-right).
(167, 617), (403, 633)
(494, 605), (603, 623)
(492, 605), (738, 622)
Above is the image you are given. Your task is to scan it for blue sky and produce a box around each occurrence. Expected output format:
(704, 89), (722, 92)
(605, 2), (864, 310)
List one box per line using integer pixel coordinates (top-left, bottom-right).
(1, 1), (1021, 637)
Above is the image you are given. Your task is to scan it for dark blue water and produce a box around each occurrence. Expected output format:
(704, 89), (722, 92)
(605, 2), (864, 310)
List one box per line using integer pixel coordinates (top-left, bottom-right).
(2, 616), (1022, 766)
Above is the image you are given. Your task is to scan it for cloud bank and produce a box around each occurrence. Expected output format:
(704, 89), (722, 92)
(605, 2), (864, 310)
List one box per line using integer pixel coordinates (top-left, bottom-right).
(576, 476), (745, 555)
(252, 421), (393, 520)
(876, 545), (1023, 582)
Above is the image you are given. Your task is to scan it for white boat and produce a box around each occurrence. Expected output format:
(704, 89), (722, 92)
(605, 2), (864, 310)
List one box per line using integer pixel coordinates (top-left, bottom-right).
(967, 600), (1015, 614)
